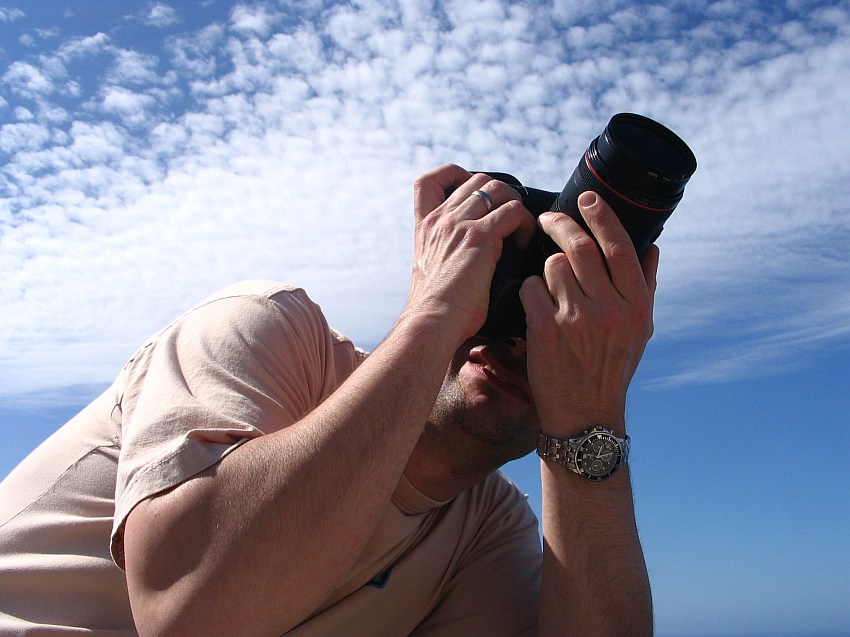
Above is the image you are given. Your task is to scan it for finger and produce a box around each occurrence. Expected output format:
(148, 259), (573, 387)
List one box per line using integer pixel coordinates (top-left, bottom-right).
(509, 201), (537, 250)
(478, 197), (537, 250)
(413, 164), (472, 222)
(575, 192), (646, 299)
(518, 274), (555, 331)
(641, 244), (660, 305)
(469, 189), (495, 213)
(450, 175), (502, 219)
(451, 177), (524, 221)
(537, 210), (606, 298)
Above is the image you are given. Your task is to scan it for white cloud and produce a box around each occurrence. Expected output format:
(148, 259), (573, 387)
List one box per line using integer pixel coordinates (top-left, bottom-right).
(2, 61), (55, 97)
(108, 49), (163, 86)
(0, 122), (51, 153)
(167, 24), (226, 77)
(142, 2), (180, 28)
(56, 32), (112, 62)
(230, 3), (276, 37)
(12, 105), (33, 120)
(67, 121), (129, 164)
(33, 101), (69, 124)
(1, 0), (849, 394)
(0, 7), (24, 22)
(100, 86), (158, 125)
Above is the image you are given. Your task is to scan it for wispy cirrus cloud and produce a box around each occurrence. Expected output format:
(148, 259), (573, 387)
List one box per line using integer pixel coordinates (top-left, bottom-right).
(0, 7), (24, 23)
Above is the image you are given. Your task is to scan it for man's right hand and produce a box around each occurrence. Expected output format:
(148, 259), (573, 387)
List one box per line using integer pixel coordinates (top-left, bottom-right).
(405, 164), (536, 347)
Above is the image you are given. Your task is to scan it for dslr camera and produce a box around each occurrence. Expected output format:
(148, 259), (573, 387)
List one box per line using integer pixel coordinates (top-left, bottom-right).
(478, 112), (697, 339)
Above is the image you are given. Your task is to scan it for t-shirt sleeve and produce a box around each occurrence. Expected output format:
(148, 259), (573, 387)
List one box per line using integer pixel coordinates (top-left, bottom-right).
(110, 284), (359, 568)
(411, 474), (542, 637)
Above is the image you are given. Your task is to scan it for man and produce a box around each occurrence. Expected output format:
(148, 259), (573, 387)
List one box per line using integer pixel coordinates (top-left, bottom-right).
(0, 164), (656, 635)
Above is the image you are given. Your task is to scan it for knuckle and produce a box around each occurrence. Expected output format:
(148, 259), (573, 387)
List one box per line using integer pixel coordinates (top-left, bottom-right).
(461, 223), (495, 249)
(489, 180), (520, 202)
(597, 304), (625, 329)
(565, 232), (597, 255)
(418, 213), (439, 234)
(470, 173), (493, 189)
(633, 300), (654, 330)
(564, 306), (592, 331)
(412, 177), (430, 203)
(543, 252), (571, 277)
(497, 199), (529, 219)
(582, 204), (608, 227)
(528, 310), (560, 344)
(604, 240), (637, 263)
(546, 212), (571, 230)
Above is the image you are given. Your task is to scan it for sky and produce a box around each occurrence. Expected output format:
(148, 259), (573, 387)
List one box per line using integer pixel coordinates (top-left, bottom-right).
(0, 0), (848, 635)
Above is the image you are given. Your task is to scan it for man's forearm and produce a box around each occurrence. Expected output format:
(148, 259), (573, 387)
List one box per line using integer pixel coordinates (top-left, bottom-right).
(124, 312), (459, 637)
(537, 464), (653, 636)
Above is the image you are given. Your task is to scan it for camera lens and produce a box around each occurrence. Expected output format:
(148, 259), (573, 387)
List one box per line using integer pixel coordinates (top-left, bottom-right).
(598, 113), (695, 200)
(557, 113), (697, 256)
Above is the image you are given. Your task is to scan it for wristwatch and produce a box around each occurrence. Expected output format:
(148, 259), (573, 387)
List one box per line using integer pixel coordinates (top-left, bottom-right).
(536, 426), (630, 481)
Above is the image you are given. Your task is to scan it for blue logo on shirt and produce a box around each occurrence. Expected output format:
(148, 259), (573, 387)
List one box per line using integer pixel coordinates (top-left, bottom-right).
(368, 568), (392, 589)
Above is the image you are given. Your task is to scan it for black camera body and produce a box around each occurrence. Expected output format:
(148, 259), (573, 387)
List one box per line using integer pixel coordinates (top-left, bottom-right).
(478, 113), (697, 339)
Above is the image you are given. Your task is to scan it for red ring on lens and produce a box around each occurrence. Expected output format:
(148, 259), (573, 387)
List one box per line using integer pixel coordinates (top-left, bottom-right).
(584, 151), (675, 214)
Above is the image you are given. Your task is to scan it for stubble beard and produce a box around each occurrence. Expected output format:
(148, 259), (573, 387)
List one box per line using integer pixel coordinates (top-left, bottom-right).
(423, 366), (539, 476)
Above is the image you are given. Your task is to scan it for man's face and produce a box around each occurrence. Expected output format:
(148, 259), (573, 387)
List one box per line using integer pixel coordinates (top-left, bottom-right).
(427, 337), (541, 467)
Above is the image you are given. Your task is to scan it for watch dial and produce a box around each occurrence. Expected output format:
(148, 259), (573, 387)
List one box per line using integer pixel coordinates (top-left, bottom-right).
(576, 433), (621, 480)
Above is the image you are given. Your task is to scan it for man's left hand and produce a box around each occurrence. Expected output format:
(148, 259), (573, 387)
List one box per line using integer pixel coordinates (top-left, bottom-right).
(519, 191), (659, 437)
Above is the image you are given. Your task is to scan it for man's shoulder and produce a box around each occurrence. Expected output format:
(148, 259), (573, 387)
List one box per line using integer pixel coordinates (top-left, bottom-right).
(463, 470), (539, 530)
(481, 470), (535, 506)
(125, 280), (366, 383)
(192, 280), (315, 314)
(164, 280), (359, 349)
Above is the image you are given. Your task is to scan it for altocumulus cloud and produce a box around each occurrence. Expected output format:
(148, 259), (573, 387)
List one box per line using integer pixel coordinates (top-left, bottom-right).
(1, 0), (849, 395)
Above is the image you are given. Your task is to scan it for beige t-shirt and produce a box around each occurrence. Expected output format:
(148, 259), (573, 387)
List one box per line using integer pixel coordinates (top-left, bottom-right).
(0, 281), (541, 635)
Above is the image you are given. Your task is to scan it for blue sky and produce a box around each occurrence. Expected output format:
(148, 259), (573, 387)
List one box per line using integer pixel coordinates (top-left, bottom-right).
(1, 1), (849, 635)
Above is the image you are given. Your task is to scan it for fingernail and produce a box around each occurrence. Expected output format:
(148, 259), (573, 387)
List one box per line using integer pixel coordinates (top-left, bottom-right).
(578, 192), (597, 208)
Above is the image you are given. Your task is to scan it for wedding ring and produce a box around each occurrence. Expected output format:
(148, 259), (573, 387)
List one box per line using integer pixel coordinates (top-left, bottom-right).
(471, 189), (494, 212)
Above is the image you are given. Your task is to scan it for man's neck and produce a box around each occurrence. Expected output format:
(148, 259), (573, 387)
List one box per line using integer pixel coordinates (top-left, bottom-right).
(403, 437), (496, 502)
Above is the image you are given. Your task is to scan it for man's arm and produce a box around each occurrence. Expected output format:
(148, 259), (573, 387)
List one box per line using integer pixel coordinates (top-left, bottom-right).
(123, 165), (536, 636)
(521, 192), (656, 635)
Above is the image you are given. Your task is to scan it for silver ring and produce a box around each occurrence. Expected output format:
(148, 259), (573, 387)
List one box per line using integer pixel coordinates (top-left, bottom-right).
(471, 189), (494, 212)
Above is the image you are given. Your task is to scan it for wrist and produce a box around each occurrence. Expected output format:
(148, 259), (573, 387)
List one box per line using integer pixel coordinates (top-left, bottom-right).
(394, 302), (474, 355)
(538, 410), (627, 440)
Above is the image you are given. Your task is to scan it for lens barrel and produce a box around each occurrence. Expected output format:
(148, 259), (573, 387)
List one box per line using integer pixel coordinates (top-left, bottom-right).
(477, 113), (696, 340)
(556, 113), (697, 257)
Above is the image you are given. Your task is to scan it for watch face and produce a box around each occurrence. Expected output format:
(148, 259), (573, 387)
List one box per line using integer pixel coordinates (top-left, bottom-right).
(576, 432), (623, 481)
